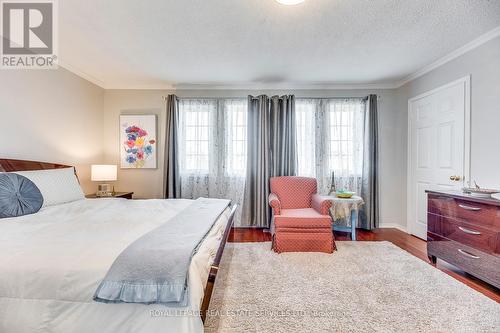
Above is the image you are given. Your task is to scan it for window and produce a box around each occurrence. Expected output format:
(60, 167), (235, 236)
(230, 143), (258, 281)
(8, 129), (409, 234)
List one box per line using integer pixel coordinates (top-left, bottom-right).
(177, 98), (248, 226)
(178, 98), (247, 176)
(179, 99), (216, 173)
(295, 98), (365, 194)
(328, 100), (364, 176)
(225, 99), (247, 176)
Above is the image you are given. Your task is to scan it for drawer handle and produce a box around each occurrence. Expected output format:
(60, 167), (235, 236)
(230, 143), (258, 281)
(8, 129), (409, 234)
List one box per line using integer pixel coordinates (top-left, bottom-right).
(458, 226), (481, 235)
(457, 249), (480, 259)
(458, 204), (481, 211)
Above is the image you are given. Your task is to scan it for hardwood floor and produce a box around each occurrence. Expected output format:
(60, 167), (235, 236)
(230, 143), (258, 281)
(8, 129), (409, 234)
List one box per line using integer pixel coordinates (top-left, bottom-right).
(228, 227), (500, 302)
(229, 228), (273, 242)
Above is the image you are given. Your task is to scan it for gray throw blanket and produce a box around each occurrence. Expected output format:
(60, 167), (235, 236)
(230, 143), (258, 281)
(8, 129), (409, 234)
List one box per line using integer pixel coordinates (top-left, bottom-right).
(93, 197), (230, 306)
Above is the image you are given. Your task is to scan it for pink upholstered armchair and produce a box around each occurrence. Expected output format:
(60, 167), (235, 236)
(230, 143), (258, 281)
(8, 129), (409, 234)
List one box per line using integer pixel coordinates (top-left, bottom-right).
(269, 176), (336, 253)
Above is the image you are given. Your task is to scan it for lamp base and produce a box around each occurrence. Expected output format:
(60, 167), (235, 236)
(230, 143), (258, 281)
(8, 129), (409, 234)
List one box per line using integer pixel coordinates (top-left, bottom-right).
(96, 184), (114, 197)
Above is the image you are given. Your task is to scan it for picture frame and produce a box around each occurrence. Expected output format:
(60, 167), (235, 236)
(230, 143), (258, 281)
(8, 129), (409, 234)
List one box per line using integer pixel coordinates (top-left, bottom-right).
(119, 114), (157, 169)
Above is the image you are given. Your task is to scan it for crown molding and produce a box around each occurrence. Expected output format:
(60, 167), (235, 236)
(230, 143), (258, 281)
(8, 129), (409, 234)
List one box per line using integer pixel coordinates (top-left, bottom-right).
(396, 25), (500, 88)
(103, 83), (176, 90)
(101, 81), (399, 91)
(172, 81), (399, 90)
(58, 61), (107, 89)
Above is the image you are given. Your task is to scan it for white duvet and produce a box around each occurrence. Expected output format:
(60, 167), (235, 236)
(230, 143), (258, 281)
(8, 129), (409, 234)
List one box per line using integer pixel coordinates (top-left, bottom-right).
(0, 198), (230, 333)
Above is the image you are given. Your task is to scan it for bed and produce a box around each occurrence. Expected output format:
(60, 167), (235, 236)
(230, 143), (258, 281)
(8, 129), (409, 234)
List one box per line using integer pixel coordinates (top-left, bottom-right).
(0, 159), (235, 333)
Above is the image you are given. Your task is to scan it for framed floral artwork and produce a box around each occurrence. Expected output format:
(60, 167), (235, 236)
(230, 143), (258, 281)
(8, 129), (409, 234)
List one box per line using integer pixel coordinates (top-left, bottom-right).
(119, 115), (157, 169)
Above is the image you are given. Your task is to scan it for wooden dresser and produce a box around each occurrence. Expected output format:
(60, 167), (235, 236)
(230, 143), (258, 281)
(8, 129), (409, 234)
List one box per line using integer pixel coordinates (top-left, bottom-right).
(426, 190), (500, 289)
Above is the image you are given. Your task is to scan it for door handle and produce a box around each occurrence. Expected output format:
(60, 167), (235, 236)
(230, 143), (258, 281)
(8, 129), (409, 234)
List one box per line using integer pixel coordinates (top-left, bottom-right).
(449, 175), (462, 181)
(458, 226), (481, 235)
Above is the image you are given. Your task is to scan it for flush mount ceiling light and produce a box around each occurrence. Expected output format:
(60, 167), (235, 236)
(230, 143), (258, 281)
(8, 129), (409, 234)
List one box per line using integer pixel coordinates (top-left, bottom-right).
(276, 0), (306, 5)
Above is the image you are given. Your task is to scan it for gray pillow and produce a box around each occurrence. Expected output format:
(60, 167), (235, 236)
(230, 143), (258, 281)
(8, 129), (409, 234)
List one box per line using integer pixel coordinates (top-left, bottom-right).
(0, 173), (43, 218)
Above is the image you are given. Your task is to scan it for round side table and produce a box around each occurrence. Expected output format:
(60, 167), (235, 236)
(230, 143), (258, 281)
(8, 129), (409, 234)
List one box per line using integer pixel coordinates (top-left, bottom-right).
(325, 195), (364, 241)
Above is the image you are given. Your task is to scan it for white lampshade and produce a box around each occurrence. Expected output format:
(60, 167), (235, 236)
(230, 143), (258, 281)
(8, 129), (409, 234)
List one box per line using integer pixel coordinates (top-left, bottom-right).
(276, 0), (305, 5)
(91, 165), (117, 182)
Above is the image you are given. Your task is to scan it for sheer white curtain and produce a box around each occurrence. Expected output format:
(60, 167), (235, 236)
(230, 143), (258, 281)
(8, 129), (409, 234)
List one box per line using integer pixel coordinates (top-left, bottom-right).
(178, 99), (247, 225)
(296, 98), (365, 195)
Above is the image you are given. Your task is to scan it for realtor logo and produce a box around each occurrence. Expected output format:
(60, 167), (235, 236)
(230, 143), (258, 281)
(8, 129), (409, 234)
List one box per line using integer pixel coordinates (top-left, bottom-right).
(1, 0), (58, 69)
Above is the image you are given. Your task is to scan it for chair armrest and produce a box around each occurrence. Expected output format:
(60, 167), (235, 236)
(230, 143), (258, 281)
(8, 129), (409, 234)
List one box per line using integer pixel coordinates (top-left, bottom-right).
(269, 193), (281, 215)
(311, 194), (332, 215)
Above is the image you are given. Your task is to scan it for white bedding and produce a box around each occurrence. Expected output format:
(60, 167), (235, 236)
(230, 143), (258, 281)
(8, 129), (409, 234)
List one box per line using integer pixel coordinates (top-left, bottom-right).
(0, 198), (230, 333)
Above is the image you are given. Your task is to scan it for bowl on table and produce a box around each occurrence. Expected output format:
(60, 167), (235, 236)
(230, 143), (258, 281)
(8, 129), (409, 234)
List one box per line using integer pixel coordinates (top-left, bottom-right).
(335, 190), (355, 199)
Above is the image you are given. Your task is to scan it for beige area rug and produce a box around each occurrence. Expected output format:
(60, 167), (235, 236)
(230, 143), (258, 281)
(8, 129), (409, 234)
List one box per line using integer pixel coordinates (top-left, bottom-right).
(205, 242), (499, 333)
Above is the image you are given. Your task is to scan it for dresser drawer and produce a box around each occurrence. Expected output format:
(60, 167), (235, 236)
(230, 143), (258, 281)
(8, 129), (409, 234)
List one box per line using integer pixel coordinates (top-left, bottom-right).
(428, 213), (500, 255)
(427, 237), (500, 289)
(428, 195), (499, 230)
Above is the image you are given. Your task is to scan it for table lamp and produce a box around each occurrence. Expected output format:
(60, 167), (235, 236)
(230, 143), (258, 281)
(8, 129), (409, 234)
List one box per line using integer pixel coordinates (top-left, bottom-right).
(91, 165), (117, 197)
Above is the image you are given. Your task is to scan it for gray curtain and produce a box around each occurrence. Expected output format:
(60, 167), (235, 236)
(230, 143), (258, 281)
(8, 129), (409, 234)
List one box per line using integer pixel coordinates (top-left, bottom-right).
(242, 95), (297, 228)
(164, 94), (181, 198)
(270, 95), (297, 176)
(359, 94), (379, 229)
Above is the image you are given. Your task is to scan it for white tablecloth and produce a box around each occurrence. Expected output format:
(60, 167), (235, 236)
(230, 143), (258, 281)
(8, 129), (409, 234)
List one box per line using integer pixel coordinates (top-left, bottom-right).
(326, 195), (364, 226)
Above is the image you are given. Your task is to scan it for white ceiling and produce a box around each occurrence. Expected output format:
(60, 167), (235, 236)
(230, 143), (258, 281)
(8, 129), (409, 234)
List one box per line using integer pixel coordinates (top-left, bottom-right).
(59, 0), (500, 89)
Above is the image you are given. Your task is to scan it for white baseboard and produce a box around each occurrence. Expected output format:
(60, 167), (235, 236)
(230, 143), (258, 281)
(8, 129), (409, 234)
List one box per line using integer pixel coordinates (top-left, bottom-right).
(378, 223), (407, 233)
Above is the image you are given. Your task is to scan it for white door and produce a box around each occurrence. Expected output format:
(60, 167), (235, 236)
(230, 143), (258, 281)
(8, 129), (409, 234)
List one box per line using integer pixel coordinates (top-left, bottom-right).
(407, 77), (470, 239)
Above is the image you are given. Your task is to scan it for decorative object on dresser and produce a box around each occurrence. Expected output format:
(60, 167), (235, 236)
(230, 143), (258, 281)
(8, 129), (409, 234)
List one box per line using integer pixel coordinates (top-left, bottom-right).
(91, 164), (117, 197)
(426, 190), (500, 289)
(86, 192), (134, 199)
(462, 180), (500, 198)
(120, 114), (157, 169)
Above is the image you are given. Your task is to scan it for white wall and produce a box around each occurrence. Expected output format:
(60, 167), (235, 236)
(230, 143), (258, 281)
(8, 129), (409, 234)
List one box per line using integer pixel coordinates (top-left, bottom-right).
(397, 35), (500, 229)
(103, 88), (404, 228)
(0, 67), (104, 194)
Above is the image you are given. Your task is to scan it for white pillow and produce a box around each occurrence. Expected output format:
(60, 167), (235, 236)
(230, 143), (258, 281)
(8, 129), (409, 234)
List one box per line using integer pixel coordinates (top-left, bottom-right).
(14, 168), (84, 207)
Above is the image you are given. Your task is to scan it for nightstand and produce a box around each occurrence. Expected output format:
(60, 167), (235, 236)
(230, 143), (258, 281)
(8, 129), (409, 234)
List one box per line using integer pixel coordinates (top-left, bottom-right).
(85, 192), (134, 199)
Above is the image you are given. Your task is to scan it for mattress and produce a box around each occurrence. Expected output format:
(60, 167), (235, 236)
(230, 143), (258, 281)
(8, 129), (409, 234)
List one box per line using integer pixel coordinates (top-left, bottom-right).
(0, 198), (230, 333)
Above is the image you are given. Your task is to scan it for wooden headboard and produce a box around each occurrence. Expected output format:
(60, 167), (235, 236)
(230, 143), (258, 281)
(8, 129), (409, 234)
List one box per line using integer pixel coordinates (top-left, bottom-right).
(0, 159), (72, 172)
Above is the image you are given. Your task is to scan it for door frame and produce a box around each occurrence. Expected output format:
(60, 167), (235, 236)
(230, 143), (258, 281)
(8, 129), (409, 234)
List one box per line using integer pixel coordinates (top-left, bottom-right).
(406, 75), (471, 238)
